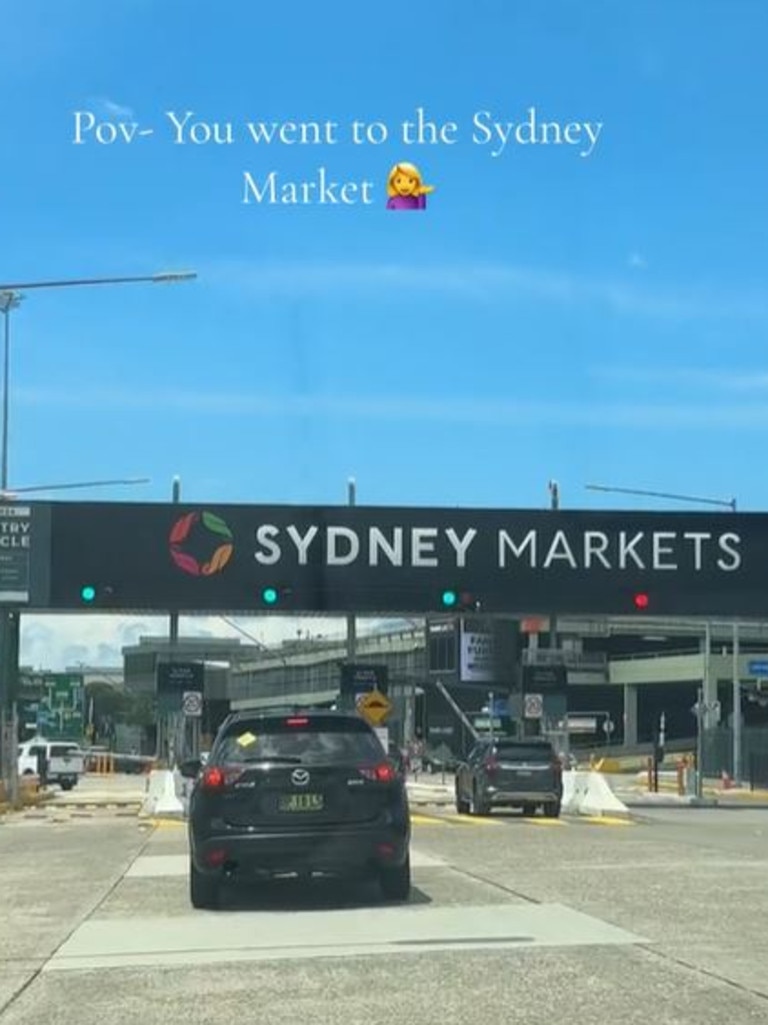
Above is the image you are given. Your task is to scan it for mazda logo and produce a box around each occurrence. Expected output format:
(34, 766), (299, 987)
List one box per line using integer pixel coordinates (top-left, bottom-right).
(291, 768), (310, 786)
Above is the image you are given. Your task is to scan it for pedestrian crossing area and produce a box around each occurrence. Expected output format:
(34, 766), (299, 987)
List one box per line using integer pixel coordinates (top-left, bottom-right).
(410, 811), (634, 828)
(1, 804), (634, 828)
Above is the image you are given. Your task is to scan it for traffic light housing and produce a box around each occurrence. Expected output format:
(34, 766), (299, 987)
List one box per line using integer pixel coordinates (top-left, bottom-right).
(259, 586), (292, 607)
(440, 589), (481, 612)
(79, 584), (115, 606)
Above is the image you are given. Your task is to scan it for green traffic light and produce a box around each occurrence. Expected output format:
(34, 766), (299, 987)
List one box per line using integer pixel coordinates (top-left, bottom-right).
(81, 585), (96, 603)
(441, 589), (458, 608)
(262, 587), (279, 606)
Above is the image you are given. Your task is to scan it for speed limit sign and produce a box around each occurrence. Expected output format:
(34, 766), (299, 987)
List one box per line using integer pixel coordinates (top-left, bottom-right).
(182, 691), (203, 717)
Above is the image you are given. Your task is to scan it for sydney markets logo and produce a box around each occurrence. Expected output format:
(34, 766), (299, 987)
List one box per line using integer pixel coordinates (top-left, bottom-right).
(169, 511), (234, 577)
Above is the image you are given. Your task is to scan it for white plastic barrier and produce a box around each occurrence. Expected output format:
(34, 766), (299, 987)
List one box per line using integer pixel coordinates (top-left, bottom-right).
(561, 770), (630, 818)
(139, 770), (185, 818)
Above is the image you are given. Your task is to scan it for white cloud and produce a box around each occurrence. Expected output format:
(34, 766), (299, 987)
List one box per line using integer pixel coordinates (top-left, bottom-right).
(199, 259), (768, 323)
(20, 614), (381, 671)
(17, 384), (768, 431)
(95, 97), (135, 119)
(591, 366), (768, 391)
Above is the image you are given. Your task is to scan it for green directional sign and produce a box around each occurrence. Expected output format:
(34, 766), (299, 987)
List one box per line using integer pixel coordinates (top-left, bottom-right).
(31, 674), (86, 739)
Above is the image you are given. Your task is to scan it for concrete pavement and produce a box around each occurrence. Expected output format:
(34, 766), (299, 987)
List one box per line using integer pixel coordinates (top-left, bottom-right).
(1, 800), (768, 1023)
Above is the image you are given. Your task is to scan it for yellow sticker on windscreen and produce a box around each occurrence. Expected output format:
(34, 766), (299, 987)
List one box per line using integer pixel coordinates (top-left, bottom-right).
(236, 731), (257, 747)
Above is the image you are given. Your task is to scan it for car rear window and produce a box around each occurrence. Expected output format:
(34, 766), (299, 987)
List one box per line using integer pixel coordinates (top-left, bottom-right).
(216, 716), (386, 765)
(495, 742), (554, 762)
(50, 744), (80, 758)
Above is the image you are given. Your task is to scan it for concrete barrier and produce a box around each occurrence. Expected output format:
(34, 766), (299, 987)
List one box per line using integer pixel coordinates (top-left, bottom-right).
(139, 770), (185, 819)
(561, 770), (631, 819)
(577, 772), (631, 818)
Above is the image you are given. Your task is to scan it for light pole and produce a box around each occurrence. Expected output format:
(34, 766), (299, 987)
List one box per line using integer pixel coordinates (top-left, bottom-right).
(585, 483), (736, 512)
(346, 477), (357, 663)
(0, 291), (22, 492)
(0, 271), (196, 492)
(585, 481), (742, 785)
(0, 270), (196, 803)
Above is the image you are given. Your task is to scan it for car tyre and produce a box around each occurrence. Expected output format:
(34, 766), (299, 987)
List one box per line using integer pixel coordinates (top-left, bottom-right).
(380, 854), (411, 902)
(455, 784), (470, 814)
(190, 861), (221, 910)
(470, 784), (491, 817)
(543, 801), (561, 819)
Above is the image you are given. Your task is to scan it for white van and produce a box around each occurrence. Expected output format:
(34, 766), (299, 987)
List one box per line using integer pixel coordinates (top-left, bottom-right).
(18, 738), (85, 791)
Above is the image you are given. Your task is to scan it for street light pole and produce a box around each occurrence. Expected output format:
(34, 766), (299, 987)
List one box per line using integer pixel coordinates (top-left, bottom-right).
(346, 477), (357, 663)
(732, 620), (741, 784)
(586, 480), (740, 787)
(585, 483), (736, 512)
(0, 269), (196, 802)
(0, 291), (22, 492)
(548, 481), (560, 651)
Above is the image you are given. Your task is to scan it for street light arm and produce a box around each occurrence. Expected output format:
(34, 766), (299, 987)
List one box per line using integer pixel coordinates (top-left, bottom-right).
(586, 483), (736, 511)
(0, 272), (197, 290)
(1, 477), (150, 496)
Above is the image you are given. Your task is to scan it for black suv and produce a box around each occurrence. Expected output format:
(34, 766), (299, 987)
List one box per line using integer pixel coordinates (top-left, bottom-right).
(184, 709), (411, 909)
(455, 736), (563, 818)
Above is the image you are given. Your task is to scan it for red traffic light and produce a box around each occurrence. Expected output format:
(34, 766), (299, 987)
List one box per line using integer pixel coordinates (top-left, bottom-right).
(633, 592), (650, 610)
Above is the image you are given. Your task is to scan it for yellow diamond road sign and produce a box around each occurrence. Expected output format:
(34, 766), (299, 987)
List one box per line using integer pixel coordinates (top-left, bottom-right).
(356, 689), (392, 727)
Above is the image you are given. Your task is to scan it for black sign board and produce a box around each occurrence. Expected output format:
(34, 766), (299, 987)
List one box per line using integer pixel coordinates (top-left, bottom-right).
(156, 662), (204, 697)
(27, 500), (768, 617)
(339, 664), (389, 697)
(523, 665), (567, 693)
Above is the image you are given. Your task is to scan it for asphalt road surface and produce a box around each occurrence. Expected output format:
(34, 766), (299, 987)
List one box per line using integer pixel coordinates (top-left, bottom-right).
(1, 802), (767, 1025)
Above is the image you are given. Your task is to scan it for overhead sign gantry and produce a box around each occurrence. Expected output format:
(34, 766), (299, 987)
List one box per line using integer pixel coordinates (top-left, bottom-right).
(4, 500), (766, 617)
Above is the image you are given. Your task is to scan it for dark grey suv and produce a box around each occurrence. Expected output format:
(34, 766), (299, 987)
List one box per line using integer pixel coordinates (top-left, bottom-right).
(184, 709), (411, 909)
(455, 737), (563, 818)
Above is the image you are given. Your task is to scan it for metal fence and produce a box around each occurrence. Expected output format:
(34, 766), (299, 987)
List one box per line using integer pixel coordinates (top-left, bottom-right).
(701, 726), (768, 786)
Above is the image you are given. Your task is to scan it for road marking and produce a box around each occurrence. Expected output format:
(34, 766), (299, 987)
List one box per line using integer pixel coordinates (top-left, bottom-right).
(524, 818), (567, 827)
(43, 903), (647, 971)
(581, 816), (634, 827)
(441, 814), (501, 827)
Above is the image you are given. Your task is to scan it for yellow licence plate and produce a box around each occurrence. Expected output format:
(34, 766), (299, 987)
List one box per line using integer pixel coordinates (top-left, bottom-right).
(278, 793), (324, 812)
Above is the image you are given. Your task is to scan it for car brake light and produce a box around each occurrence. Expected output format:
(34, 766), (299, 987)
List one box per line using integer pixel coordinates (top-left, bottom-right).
(285, 717), (309, 726)
(201, 766), (243, 789)
(359, 762), (397, 782)
(483, 757), (499, 772)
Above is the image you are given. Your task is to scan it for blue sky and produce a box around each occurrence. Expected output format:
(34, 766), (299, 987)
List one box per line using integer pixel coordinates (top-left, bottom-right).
(5, 0), (768, 664)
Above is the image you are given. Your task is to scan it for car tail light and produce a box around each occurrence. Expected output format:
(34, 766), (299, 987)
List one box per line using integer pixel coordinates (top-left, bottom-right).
(201, 766), (243, 790)
(205, 848), (227, 867)
(285, 717), (309, 726)
(359, 763), (397, 782)
(483, 756), (499, 772)
(552, 757), (563, 776)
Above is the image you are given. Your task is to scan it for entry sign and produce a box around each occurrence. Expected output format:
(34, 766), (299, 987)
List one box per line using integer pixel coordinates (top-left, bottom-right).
(357, 689), (393, 727)
(182, 691), (203, 717)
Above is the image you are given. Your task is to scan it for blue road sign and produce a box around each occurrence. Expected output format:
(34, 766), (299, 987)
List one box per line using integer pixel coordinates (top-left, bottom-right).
(748, 660), (768, 676)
